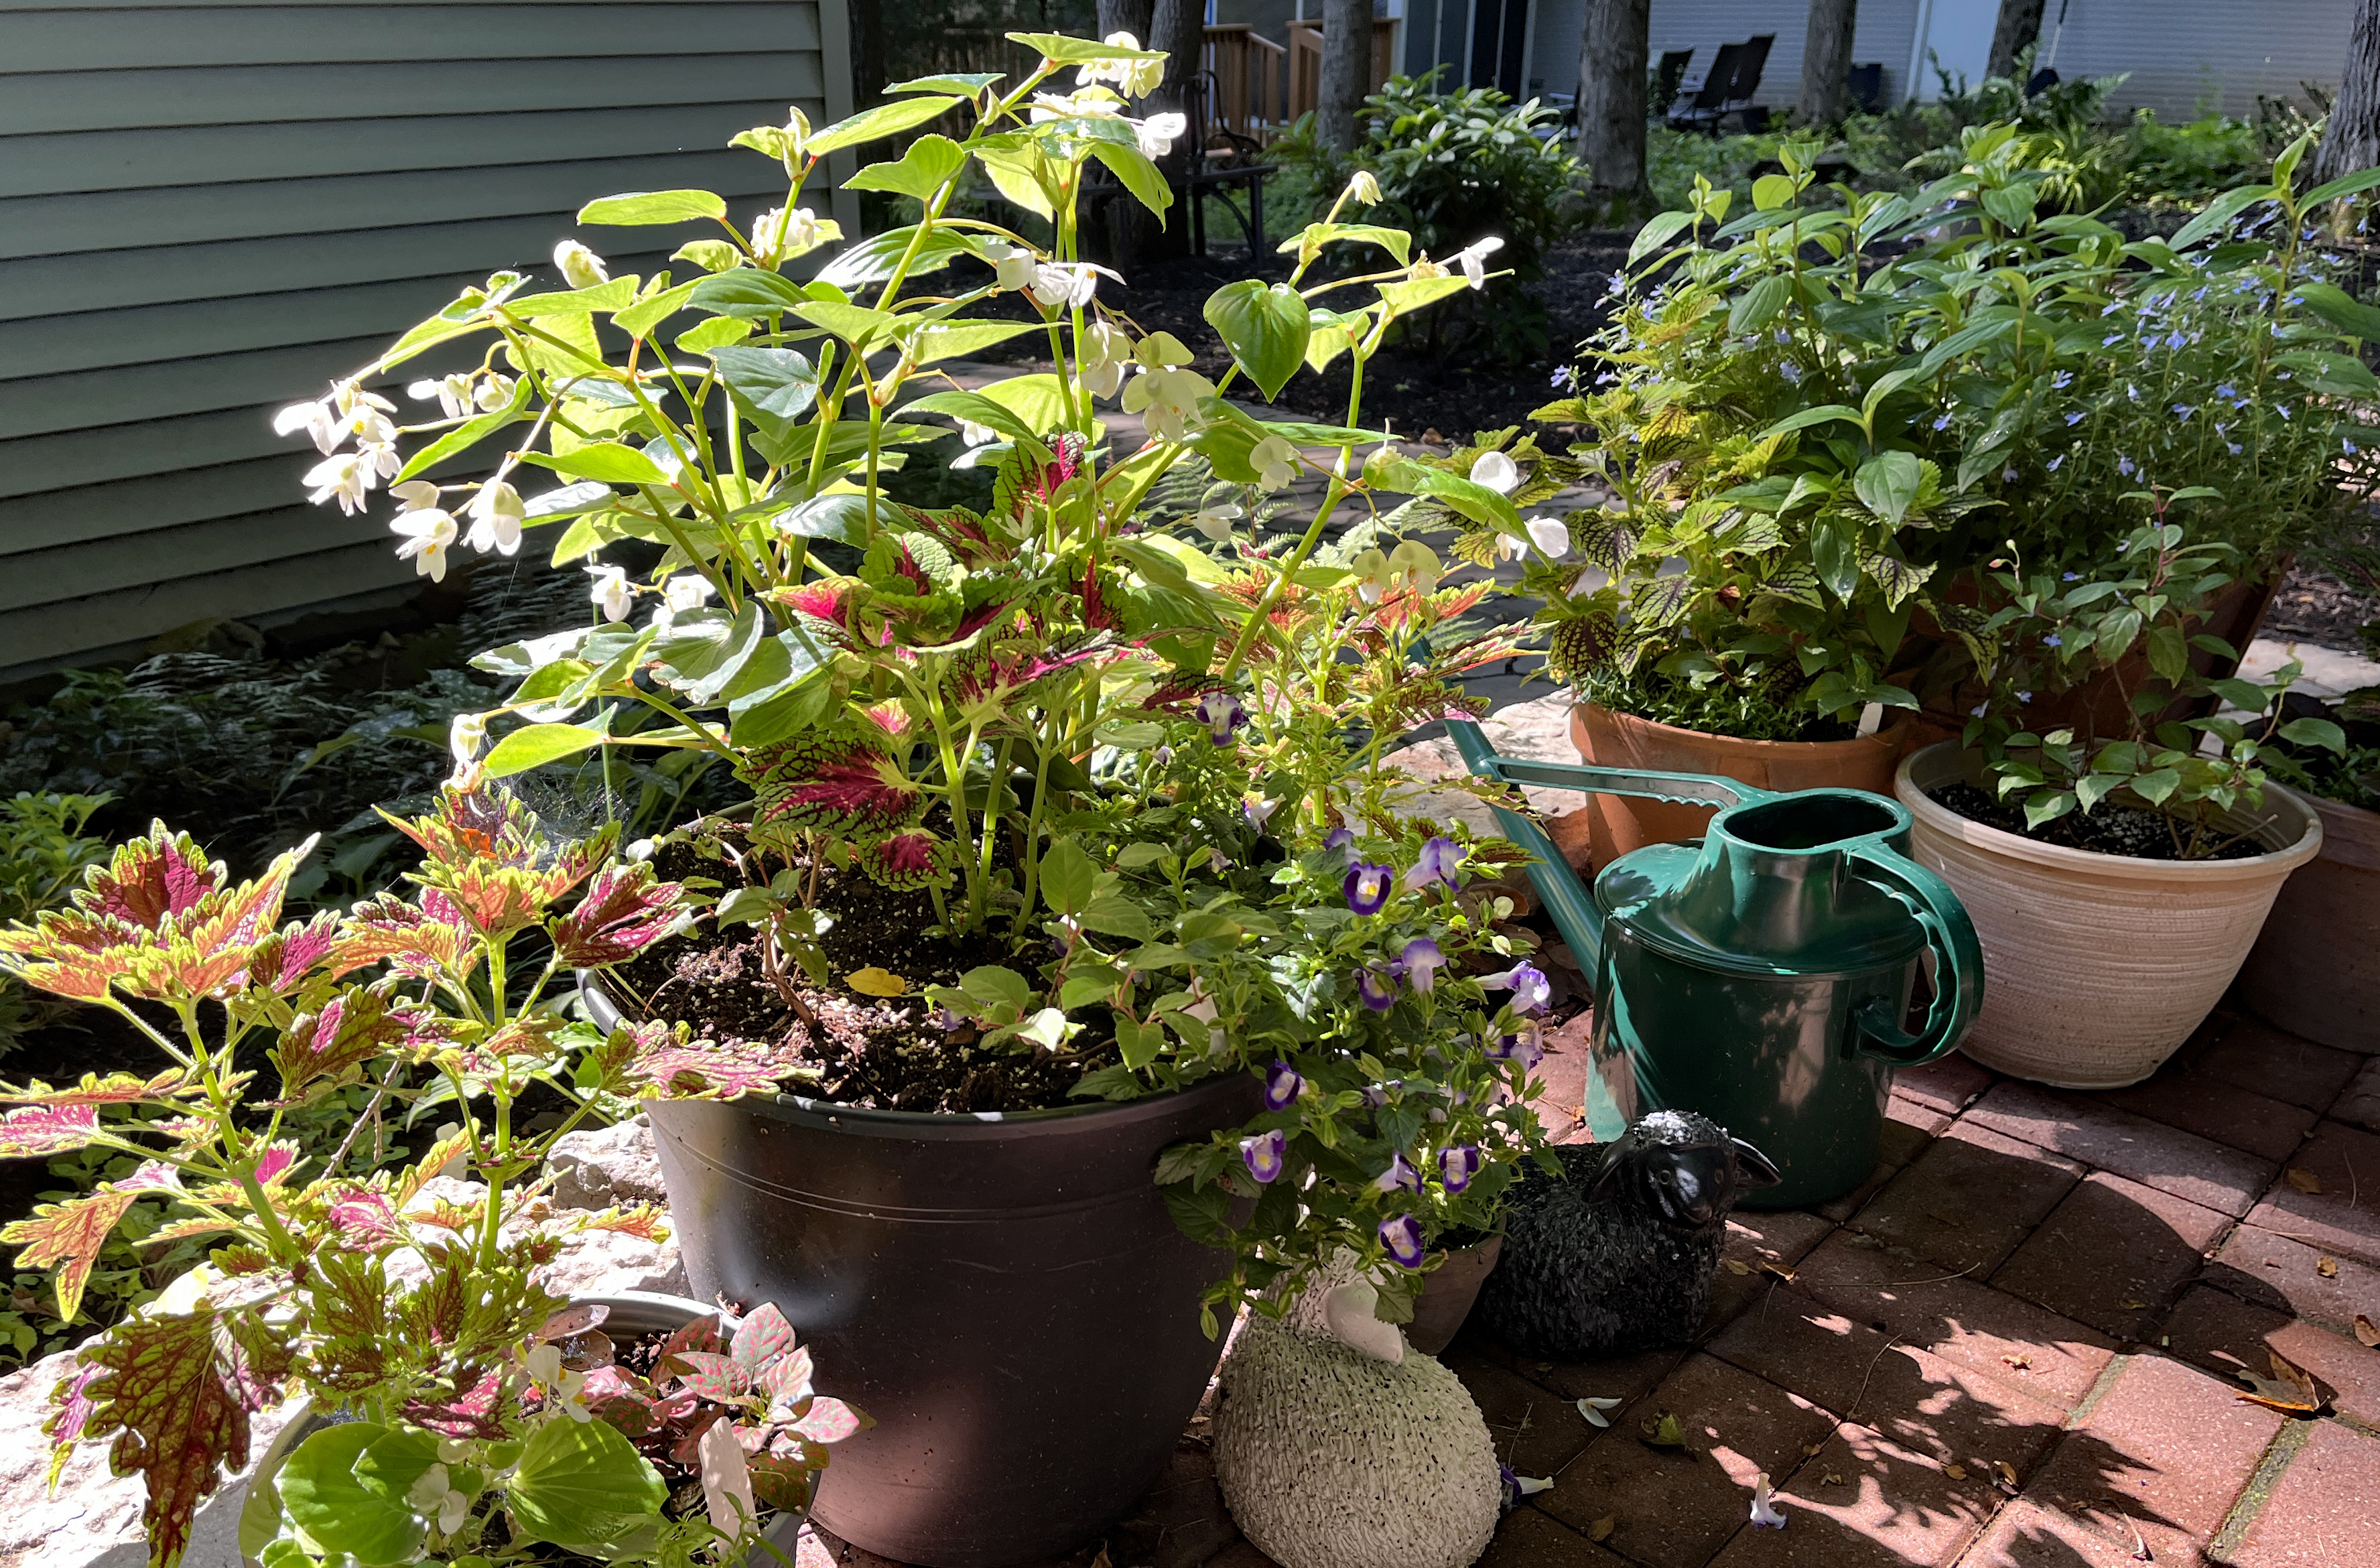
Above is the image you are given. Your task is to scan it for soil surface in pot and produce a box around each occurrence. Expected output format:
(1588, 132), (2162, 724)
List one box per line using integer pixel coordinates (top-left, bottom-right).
(610, 838), (1117, 1114)
(1927, 782), (2272, 862)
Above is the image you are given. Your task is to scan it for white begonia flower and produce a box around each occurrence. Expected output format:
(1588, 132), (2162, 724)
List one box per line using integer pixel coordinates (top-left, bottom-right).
(588, 563), (634, 623)
(984, 239), (1041, 293)
(1189, 500), (1244, 541)
(553, 240), (610, 290)
(957, 418), (1000, 448)
(474, 373), (516, 413)
(1121, 365), (1215, 442)
(1029, 261), (1107, 311)
(390, 479), (442, 513)
(1387, 539), (1442, 596)
(448, 711), (486, 771)
(664, 574), (716, 614)
(1076, 33), (1164, 98)
(1136, 111), (1188, 159)
(1250, 434), (1299, 492)
(391, 507), (458, 581)
(306, 453), (371, 515)
(1526, 515), (1571, 559)
(1349, 547), (1394, 603)
(274, 397), (341, 456)
(523, 1343), (593, 1423)
(1079, 322), (1132, 399)
(1031, 90), (1124, 123)
(409, 373), (476, 420)
(1469, 448), (1522, 494)
(1345, 170), (1384, 206)
(1576, 1395), (1623, 1428)
(464, 479), (525, 556)
(406, 1462), (472, 1536)
(1455, 237), (1506, 289)
(752, 205), (822, 259)
(1511, 1474), (1555, 1498)
(1497, 532), (1528, 563)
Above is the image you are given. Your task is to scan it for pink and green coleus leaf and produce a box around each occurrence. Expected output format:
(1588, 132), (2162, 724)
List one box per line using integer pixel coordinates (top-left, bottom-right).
(271, 985), (411, 1098)
(328, 889), (473, 981)
(0, 1069), (195, 1106)
(602, 1020), (803, 1100)
(552, 862), (685, 968)
(77, 1303), (291, 1568)
(244, 910), (341, 994)
(739, 730), (925, 851)
(3, 1185), (141, 1321)
(81, 824), (224, 929)
(758, 1345), (815, 1414)
(0, 1102), (106, 1159)
(855, 826), (952, 892)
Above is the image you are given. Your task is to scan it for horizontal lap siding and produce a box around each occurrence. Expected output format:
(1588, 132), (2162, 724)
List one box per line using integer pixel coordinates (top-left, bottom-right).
(0, 0), (848, 674)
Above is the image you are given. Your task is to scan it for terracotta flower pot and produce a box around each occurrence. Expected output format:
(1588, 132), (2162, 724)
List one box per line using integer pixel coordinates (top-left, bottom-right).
(2237, 792), (2380, 1053)
(1403, 1233), (1503, 1356)
(1894, 742), (2323, 1089)
(1569, 702), (1908, 864)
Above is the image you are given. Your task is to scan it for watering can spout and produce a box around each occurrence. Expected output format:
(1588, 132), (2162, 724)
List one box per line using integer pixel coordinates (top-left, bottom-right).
(1444, 719), (1609, 975)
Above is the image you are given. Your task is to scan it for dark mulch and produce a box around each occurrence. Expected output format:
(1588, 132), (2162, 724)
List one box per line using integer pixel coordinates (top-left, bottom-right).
(2265, 558), (2380, 654)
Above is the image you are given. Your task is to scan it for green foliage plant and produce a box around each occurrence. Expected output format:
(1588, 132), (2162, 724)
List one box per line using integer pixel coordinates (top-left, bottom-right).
(0, 790), (862, 1568)
(0, 792), (111, 1056)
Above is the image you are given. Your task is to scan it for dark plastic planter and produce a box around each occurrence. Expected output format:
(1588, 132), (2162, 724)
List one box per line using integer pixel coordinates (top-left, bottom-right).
(586, 978), (1259, 1568)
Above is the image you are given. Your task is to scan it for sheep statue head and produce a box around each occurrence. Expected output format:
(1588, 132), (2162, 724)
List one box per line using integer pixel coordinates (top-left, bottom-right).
(1473, 1110), (1782, 1361)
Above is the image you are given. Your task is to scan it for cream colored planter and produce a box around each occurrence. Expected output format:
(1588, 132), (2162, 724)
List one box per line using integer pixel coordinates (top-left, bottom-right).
(1894, 742), (2323, 1089)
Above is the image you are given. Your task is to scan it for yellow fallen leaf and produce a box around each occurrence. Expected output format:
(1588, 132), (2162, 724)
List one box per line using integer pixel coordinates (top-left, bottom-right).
(2119, 1299), (2150, 1311)
(2002, 1353), (2033, 1372)
(1993, 1460), (2020, 1491)
(1760, 1260), (1799, 1283)
(1588, 1516), (1615, 1542)
(1640, 1412), (1689, 1448)
(2235, 1350), (2325, 1415)
(2355, 1314), (2379, 1349)
(2318, 1255), (2339, 1279)
(1723, 1258), (1753, 1276)
(1822, 1471), (1846, 1486)
(1944, 1463), (1967, 1480)
(846, 966), (909, 997)
(2286, 1168), (2324, 1195)
(1802, 1441), (1826, 1457)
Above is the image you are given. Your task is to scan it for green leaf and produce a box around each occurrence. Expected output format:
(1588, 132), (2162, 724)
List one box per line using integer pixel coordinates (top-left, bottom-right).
(352, 1427), (442, 1512)
(277, 1425), (423, 1567)
(1728, 273), (1790, 336)
(578, 189), (727, 226)
(1362, 451), (1524, 531)
(815, 226), (972, 289)
(1628, 210), (1694, 265)
(1852, 450), (1922, 524)
(1979, 183), (2038, 231)
(1089, 141), (1174, 219)
(484, 721), (607, 777)
(844, 135), (968, 201)
(1008, 29), (1165, 64)
(614, 278), (702, 340)
(769, 490), (872, 544)
(689, 267), (811, 320)
(677, 314), (752, 352)
(1755, 403), (1863, 441)
(2131, 767), (2182, 805)
(2292, 281), (2380, 342)
(884, 71), (1004, 95)
(908, 318), (1044, 365)
(2170, 182), (2279, 249)
(805, 96), (966, 157)
(1114, 1015), (1165, 1071)
(1751, 174), (1795, 211)
(1040, 836), (1096, 917)
(509, 277), (639, 318)
(507, 1415), (667, 1549)
(905, 388), (1043, 445)
(1374, 273), (1473, 313)
(671, 239), (744, 273)
(2300, 165), (2380, 206)
(1283, 222), (1413, 265)
(2145, 623), (2190, 683)
(2277, 717), (2347, 752)
(1079, 892), (1152, 941)
(795, 300), (901, 348)
(1810, 521), (1859, 599)
(393, 380), (531, 482)
(522, 441), (671, 487)
(708, 345), (819, 435)
(2024, 790), (2077, 830)
(2210, 677), (2269, 710)
(1203, 279), (1311, 400)
(653, 603), (767, 704)
(960, 965), (1035, 1017)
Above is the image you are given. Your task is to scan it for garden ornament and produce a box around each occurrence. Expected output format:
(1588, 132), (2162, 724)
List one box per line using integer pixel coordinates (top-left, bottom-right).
(1448, 720), (1983, 1207)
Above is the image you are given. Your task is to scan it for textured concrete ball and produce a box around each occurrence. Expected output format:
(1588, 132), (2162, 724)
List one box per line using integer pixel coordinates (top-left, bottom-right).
(1212, 1312), (1501, 1568)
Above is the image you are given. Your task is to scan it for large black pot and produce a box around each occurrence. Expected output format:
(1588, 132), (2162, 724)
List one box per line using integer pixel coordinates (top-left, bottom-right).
(592, 982), (1259, 1567)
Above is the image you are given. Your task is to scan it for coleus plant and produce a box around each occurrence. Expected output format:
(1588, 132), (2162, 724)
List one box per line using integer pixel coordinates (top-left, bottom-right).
(269, 27), (1536, 950)
(0, 786), (852, 1568)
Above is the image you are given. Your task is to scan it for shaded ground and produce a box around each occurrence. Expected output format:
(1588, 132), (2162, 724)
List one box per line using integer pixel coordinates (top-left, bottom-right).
(2265, 561), (2380, 655)
(797, 1004), (2380, 1568)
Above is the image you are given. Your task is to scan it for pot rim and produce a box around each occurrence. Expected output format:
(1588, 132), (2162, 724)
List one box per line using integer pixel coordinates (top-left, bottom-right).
(583, 971), (1258, 1136)
(1573, 700), (1908, 756)
(1894, 740), (2324, 880)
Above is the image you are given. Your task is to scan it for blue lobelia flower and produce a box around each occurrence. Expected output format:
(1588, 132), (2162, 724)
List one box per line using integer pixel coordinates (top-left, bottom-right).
(1380, 1213), (1428, 1268)
(1344, 861), (1394, 914)
(1262, 1061), (1304, 1110)
(1402, 835), (1464, 892)
(1240, 1129), (1287, 1183)
(1439, 1145), (1483, 1193)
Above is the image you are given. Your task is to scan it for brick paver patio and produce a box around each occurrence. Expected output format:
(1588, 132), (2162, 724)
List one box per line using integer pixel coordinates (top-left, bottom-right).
(797, 1006), (2380, 1568)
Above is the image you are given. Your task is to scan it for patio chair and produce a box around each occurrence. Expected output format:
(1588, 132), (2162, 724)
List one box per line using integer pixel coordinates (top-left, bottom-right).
(1653, 48), (1695, 114)
(1713, 34), (1774, 133)
(1848, 61), (1884, 113)
(1666, 41), (1741, 131)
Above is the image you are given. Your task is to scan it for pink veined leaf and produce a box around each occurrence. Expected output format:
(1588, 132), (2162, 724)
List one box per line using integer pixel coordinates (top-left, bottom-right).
(0, 1102), (104, 1159)
(856, 828), (951, 892)
(0, 913), (139, 1002)
(0, 1069), (194, 1106)
(620, 1022), (804, 1100)
(130, 837), (312, 1000)
(244, 910), (341, 994)
(401, 1365), (507, 1441)
(271, 986), (409, 1097)
(731, 1303), (800, 1376)
(759, 1346), (815, 1411)
(324, 1189), (397, 1248)
(658, 1312), (730, 1368)
(552, 863), (685, 968)
(3, 1185), (142, 1321)
(327, 891), (471, 981)
(577, 1203), (669, 1241)
(787, 1395), (869, 1444)
(583, 1366), (658, 1436)
(739, 732), (923, 840)
(82, 825), (225, 929)
(249, 1143), (302, 1187)
(746, 1444), (817, 1513)
(669, 1350), (753, 1402)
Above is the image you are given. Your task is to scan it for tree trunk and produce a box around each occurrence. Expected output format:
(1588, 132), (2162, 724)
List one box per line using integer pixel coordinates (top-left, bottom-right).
(2314, 0), (2380, 186)
(1575, 0), (1651, 214)
(1105, 0), (1202, 267)
(846, 0), (884, 109)
(1794, 0), (1858, 127)
(1318, 0), (1371, 152)
(1096, 0), (1152, 44)
(1987, 0), (2048, 82)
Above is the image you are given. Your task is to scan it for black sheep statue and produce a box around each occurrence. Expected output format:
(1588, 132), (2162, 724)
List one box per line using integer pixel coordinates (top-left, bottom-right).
(1473, 1110), (1782, 1360)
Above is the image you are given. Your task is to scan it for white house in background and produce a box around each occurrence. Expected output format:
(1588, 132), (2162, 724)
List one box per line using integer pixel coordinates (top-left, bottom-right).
(1393, 1), (2350, 120)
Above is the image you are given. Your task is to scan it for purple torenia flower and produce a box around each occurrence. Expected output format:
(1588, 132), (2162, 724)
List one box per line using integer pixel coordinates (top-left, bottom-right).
(1439, 1145), (1482, 1193)
(1244, 795), (1278, 832)
(1371, 1151), (1424, 1195)
(1356, 965), (1397, 1011)
(1323, 826), (1356, 860)
(1380, 1214), (1427, 1268)
(1402, 836), (1463, 891)
(1344, 861), (1394, 914)
(1240, 1129), (1286, 1183)
(1489, 1019), (1544, 1069)
(1262, 1060), (1304, 1110)
(1485, 962), (1551, 1014)
(1195, 690), (1247, 745)
(1398, 938), (1447, 994)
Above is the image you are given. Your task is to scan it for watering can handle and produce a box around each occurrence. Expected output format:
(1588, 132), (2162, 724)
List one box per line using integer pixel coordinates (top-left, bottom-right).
(1847, 844), (1986, 1068)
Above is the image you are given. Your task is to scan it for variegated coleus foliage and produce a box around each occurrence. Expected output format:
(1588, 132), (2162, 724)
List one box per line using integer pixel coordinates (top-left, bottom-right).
(0, 787), (834, 1568)
(271, 29), (1537, 942)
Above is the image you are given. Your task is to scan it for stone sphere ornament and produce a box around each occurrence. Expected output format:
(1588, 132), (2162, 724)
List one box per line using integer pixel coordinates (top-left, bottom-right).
(1212, 1256), (1502, 1568)
(1474, 1110), (1782, 1360)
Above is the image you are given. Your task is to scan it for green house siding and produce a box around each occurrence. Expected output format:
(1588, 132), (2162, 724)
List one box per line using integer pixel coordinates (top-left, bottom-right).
(0, 0), (852, 675)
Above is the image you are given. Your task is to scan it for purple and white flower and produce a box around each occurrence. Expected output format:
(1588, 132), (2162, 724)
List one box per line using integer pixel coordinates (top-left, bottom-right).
(1402, 836), (1463, 892)
(1343, 861), (1394, 915)
(1398, 938), (1447, 995)
(1195, 690), (1248, 745)
(1483, 961), (1552, 1014)
(1438, 1144), (1482, 1193)
(1323, 826), (1357, 861)
(1380, 1213), (1427, 1268)
(1356, 965), (1398, 1011)
(1488, 1019), (1544, 1069)
(1240, 1129), (1287, 1183)
(1749, 1473), (1787, 1529)
(1371, 1152), (1425, 1194)
(1263, 1061), (1305, 1110)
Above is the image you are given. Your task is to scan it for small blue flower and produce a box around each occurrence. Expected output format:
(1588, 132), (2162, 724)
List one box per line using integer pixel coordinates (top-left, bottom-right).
(2043, 634), (2062, 647)
(2103, 334), (2123, 346)
(1344, 861), (1394, 915)
(1439, 1145), (1483, 1194)
(1780, 363), (1803, 385)
(1262, 1061), (1304, 1111)
(2062, 572), (2080, 580)
(2047, 455), (2064, 470)
(1357, 965), (1397, 1011)
(1240, 1130), (1287, 1183)
(2117, 456), (2136, 476)
(2347, 439), (2361, 455)
(2127, 383), (2141, 401)
(2017, 691), (2033, 704)
(2228, 442), (2243, 454)
(1403, 836), (1464, 893)
(1398, 938), (1448, 994)
(2165, 331), (2186, 350)
(2172, 403), (2194, 418)
(1380, 1213), (1427, 1268)
(2065, 412), (2085, 426)
(2278, 404), (2292, 419)
(2216, 383), (2238, 399)
(1371, 1152), (1424, 1195)
(2052, 371), (2073, 389)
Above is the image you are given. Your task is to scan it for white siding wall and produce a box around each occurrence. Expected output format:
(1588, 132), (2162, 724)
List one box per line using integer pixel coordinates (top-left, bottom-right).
(2037, 0), (2351, 119)
(0, 0), (850, 675)
(1527, 0), (1920, 105)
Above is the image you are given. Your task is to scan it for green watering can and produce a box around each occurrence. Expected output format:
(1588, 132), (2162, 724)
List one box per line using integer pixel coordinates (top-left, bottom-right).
(1448, 720), (1985, 1209)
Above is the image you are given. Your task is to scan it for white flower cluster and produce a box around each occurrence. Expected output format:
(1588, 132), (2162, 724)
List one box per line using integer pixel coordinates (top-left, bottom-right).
(276, 382), (401, 515)
(1074, 31), (1164, 99)
(1118, 332), (1215, 442)
(1027, 82), (1186, 158)
(1410, 237), (1506, 291)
